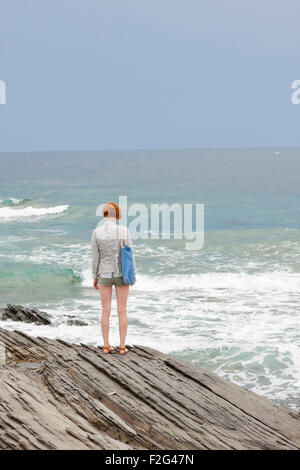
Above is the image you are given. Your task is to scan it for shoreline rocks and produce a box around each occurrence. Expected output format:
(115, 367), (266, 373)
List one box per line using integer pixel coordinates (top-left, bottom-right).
(0, 304), (88, 327)
(1, 304), (51, 325)
(0, 327), (299, 450)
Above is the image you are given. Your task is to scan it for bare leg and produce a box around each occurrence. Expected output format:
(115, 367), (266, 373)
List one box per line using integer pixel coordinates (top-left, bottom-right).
(99, 286), (112, 347)
(115, 285), (129, 352)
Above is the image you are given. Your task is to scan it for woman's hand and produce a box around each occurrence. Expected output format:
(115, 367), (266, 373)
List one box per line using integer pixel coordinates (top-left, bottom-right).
(93, 278), (99, 290)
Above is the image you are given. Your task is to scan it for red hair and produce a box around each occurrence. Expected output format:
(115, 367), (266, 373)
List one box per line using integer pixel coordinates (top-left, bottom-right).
(102, 202), (121, 220)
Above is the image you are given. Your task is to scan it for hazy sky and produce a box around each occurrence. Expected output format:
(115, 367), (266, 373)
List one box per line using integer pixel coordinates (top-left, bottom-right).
(0, 0), (299, 151)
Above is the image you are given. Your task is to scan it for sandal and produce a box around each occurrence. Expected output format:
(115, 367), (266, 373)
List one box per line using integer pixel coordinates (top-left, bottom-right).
(102, 345), (115, 354)
(119, 347), (128, 355)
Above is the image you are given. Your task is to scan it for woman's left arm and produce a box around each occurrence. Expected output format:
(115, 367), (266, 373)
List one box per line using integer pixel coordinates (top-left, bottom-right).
(91, 229), (100, 289)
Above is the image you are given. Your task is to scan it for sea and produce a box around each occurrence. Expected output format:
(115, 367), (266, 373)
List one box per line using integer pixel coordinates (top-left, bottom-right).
(0, 148), (299, 410)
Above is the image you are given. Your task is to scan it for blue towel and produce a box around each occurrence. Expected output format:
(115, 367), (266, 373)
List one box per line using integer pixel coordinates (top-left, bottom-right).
(121, 244), (136, 285)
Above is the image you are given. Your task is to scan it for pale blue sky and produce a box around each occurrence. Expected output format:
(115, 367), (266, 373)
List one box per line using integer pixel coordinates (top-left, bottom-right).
(0, 0), (299, 151)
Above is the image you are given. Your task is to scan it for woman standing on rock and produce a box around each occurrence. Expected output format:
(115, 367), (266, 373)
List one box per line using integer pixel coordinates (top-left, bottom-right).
(91, 202), (136, 355)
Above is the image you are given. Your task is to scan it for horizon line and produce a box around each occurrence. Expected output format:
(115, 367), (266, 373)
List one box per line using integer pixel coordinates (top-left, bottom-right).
(0, 144), (300, 154)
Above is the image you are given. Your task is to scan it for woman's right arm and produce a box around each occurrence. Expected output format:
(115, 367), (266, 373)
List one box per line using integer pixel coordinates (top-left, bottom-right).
(125, 228), (137, 276)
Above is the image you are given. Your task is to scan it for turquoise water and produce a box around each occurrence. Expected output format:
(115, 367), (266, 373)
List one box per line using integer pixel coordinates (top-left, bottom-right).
(0, 148), (299, 410)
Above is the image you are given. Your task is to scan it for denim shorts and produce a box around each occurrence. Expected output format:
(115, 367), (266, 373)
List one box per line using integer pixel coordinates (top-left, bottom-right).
(98, 274), (126, 287)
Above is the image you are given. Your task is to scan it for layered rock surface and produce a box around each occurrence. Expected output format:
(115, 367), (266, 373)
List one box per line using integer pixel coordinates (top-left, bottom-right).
(0, 327), (299, 450)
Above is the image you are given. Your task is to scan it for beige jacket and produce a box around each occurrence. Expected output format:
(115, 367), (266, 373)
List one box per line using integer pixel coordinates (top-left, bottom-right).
(91, 219), (136, 279)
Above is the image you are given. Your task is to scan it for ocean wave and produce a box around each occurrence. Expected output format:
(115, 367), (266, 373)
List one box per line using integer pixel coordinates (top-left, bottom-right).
(80, 269), (300, 293)
(0, 197), (32, 206)
(0, 204), (69, 220)
(0, 266), (80, 285)
(136, 271), (300, 293)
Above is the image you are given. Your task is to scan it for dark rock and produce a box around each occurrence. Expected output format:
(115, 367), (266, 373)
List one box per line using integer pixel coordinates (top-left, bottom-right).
(65, 317), (88, 326)
(0, 327), (299, 450)
(0, 305), (88, 327)
(1, 304), (52, 325)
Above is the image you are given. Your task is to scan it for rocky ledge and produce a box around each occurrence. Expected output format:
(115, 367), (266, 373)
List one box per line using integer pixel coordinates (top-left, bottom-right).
(0, 327), (299, 450)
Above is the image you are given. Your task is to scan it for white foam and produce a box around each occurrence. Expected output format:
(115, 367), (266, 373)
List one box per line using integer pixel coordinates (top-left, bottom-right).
(0, 204), (69, 220)
(81, 267), (93, 287)
(122, 271), (300, 293)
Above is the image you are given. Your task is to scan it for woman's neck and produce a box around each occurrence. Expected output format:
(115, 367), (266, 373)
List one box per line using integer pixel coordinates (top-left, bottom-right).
(106, 217), (117, 223)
